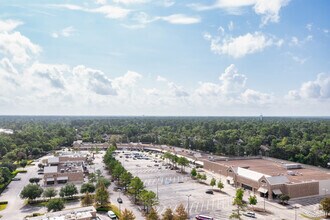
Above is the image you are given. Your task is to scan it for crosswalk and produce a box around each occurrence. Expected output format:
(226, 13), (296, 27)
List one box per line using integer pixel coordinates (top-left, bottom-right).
(143, 175), (189, 186)
(156, 197), (233, 219)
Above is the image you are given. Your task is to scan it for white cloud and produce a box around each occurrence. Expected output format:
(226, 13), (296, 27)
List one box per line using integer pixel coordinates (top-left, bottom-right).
(306, 23), (312, 31)
(206, 31), (282, 58)
(0, 21), (41, 64)
(0, 19), (23, 32)
(290, 35), (313, 46)
(159, 14), (201, 25)
(228, 21), (234, 31)
(95, 0), (107, 4)
(27, 62), (70, 89)
(190, 0), (289, 26)
(195, 64), (272, 105)
(0, 58), (18, 74)
(113, 70), (142, 89)
(287, 73), (330, 100)
(113, 0), (148, 4)
(143, 88), (159, 96)
(168, 82), (189, 97)
(72, 65), (118, 96)
(51, 26), (76, 38)
(254, 0), (290, 26)
(156, 75), (168, 82)
(163, 0), (175, 7)
(50, 4), (130, 19)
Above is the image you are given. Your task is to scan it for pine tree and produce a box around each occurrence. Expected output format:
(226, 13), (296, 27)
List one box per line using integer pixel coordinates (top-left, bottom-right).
(120, 208), (136, 220)
(81, 192), (94, 207)
(161, 208), (174, 220)
(95, 182), (109, 207)
(146, 207), (160, 220)
(174, 203), (188, 220)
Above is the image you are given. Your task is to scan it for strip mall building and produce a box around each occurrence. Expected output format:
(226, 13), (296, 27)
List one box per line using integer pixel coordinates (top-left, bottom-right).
(203, 157), (330, 199)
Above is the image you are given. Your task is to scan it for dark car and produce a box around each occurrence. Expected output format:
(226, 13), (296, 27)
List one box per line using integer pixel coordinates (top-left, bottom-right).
(117, 197), (123, 204)
(205, 189), (213, 194)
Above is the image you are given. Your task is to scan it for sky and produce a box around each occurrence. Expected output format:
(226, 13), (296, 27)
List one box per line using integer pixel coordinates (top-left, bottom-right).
(0, 0), (329, 116)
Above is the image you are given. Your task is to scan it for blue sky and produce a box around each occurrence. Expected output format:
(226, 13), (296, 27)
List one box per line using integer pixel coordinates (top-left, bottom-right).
(0, 0), (329, 116)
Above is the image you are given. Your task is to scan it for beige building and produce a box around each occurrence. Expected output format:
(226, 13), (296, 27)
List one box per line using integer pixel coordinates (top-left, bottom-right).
(43, 155), (87, 185)
(203, 157), (330, 200)
(26, 206), (97, 220)
(72, 140), (109, 151)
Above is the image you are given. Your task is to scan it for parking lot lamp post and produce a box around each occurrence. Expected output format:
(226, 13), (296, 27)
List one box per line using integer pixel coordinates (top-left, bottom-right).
(156, 176), (159, 199)
(187, 194), (191, 219)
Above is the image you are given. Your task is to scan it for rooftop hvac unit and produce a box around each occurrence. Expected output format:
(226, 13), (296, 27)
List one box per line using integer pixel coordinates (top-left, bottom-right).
(283, 163), (302, 170)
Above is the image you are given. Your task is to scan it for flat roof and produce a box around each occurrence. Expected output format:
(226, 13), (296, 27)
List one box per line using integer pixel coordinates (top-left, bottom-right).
(215, 158), (330, 183)
(44, 166), (58, 174)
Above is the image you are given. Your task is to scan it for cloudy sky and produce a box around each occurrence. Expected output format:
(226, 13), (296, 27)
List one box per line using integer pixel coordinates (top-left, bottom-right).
(0, 0), (329, 116)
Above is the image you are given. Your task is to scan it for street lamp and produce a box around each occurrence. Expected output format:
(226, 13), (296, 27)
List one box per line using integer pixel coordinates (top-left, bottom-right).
(187, 194), (191, 220)
(156, 176), (160, 199)
(293, 204), (301, 220)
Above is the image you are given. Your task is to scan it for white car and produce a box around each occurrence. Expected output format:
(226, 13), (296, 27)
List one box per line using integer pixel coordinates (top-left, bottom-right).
(107, 211), (117, 219)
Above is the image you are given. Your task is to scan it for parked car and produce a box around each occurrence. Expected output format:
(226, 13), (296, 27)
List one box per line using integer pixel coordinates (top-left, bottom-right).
(243, 212), (256, 218)
(205, 189), (214, 194)
(12, 177), (21, 181)
(195, 214), (214, 220)
(107, 211), (117, 219)
(117, 197), (123, 204)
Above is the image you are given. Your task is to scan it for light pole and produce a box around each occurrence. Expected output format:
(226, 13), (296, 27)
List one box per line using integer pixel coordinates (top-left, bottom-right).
(156, 176), (159, 199)
(187, 194), (191, 220)
(293, 204), (301, 220)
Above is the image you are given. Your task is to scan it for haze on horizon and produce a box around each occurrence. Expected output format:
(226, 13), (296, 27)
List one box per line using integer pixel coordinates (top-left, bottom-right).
(0, 0), (329, 116)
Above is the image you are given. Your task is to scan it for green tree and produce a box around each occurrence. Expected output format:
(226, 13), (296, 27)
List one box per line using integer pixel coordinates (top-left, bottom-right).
(190, 168), (197, 178)
(29, 177), (41, 184)
(59, 183), (78, 198)
(88, 173), (97, 183)
(120, 208), (136, 220)
(19, 159), (27, 170)
(81, 192), (94, 207)
(320, 197), (330, 217)
(0, 167), (12, 184)
(47, 198), (65, 212)
(119, 171), (133, 190)
(210, 178), (216, 189)
(161, 208), (174, 220)
(128, 177), (145, 203)
(217, 180), (224, 191)
(230, 188), (246, 219)
(43, 187), (57, 199)
(174, 203), (188, 220)
(146, 207), (160, 220)
(177, 157), (189, 172)
(279, 194), (290, 205)
(248, 195), (257, 210)
(95, 182), (109, 207)
(20, 184), (43, 201)
(138, 190), (158, 213)
(96, 177), (111, 188)
(201, 174), (207, 182)
(80, 183), (96, 193)
(196, 173), (202, 182)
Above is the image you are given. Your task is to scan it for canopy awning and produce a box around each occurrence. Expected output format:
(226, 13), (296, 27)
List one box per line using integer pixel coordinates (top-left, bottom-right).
(57, 176), (68, 181)
(46, 178), (55, 182)
(272, 189), (282, 195)
(258, 187), (268, 194)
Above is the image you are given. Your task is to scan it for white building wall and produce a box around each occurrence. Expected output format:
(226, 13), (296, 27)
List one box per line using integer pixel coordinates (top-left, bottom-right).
(319, 179), (330, 195)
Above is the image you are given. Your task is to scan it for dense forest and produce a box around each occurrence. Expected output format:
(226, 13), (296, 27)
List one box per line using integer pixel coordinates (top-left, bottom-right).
(0, 116), (329, 169)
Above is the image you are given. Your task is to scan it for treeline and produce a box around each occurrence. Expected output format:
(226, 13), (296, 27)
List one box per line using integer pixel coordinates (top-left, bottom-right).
(0, 116), (329, 168)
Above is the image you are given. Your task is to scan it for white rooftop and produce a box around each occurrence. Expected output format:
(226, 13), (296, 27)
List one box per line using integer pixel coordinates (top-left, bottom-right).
(237, 167), (270, 181)
(44, 166), (58, 174)
(48, 157), (59, 164)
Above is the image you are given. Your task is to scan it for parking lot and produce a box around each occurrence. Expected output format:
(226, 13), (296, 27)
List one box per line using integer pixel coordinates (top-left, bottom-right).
(115, 150), (235, 219)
